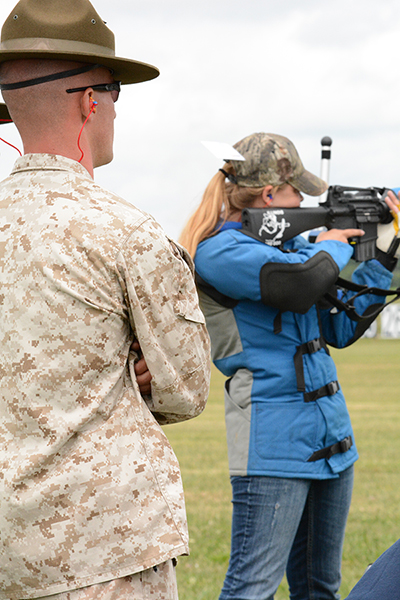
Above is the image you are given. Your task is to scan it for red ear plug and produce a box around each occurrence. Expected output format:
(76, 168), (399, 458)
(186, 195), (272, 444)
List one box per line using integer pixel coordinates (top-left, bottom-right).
(89, 92), (98, 114)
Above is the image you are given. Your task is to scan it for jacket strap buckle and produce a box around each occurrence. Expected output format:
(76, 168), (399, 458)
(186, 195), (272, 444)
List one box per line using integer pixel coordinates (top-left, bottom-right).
(307, 435), (353, 462)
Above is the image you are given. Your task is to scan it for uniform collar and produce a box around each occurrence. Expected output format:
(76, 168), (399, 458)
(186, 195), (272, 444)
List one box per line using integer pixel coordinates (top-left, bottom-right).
(10, 153), (93, 179)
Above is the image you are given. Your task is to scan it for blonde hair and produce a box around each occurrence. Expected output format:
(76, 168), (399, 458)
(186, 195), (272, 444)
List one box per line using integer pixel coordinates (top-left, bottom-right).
(179, 163), (280, 258)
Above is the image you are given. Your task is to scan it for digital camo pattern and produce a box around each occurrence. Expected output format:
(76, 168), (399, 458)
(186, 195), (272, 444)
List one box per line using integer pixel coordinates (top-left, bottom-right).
(32, 559), (178, 600)
(0, 154), (210, 600)
(230, 132), (328, 196)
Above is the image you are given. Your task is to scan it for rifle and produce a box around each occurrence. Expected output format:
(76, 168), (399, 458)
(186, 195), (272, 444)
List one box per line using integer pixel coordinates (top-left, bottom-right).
(241, 185), (393, 262)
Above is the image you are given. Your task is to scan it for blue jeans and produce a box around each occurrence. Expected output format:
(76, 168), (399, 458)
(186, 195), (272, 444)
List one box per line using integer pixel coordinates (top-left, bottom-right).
(219, 466), (354, 600)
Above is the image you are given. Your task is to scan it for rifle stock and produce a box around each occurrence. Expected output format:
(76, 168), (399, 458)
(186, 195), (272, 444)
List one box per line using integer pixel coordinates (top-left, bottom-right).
(241, 186), (392, 262)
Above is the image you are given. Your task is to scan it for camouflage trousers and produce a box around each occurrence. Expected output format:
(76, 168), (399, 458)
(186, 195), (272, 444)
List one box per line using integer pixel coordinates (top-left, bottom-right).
(27, 560), (178, 600)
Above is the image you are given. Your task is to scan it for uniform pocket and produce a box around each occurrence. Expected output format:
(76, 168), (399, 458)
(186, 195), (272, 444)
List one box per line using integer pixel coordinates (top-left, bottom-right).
(167, 238), (205, 324)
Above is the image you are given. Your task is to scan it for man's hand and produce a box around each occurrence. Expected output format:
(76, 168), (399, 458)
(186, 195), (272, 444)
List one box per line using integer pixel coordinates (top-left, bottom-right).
(131, 341), (152, 396)
(316, 228), (365, 244)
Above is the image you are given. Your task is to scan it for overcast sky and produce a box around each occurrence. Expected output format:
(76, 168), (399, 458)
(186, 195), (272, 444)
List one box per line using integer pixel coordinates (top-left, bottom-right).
(1, 0), (400, 238)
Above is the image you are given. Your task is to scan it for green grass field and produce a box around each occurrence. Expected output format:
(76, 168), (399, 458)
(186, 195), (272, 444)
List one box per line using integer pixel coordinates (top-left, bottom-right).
(164, 338), (400, 600)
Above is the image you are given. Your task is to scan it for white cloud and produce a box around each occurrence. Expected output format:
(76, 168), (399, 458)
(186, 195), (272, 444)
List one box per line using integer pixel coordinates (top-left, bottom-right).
(1, 0), (400, 236)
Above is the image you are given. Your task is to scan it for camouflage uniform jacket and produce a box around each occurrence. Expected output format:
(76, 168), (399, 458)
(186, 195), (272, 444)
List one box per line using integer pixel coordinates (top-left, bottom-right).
(0, 154), (210, 600)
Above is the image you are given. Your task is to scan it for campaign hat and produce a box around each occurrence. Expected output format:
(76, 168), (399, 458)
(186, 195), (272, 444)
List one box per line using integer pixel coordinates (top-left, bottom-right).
(230, 132), (328, 196)
(0, 0), (159, 84)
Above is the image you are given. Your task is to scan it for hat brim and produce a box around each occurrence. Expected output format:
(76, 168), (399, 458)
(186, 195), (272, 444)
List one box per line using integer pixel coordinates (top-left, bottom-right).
(290, 169), (328, 197)
(0, 50), (159, 85)
(0, 102), (12, 124)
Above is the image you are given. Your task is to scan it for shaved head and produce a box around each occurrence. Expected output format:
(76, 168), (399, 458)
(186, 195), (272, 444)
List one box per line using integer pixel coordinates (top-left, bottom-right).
(0, 59), (111, 135)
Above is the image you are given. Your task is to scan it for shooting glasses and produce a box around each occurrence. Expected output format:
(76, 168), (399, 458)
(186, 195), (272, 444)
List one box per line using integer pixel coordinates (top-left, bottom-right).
(66, 81), (121, 102)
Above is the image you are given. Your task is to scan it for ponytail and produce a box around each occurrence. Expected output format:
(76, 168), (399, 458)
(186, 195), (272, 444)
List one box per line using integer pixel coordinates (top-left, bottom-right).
(179, 164), (266, 258)
(179, 170), (228, 258)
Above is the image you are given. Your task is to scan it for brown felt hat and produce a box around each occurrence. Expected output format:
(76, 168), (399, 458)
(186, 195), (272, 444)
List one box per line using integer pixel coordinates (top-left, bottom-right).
(0, 102), (12, 123)
(0, 0), (159, 84)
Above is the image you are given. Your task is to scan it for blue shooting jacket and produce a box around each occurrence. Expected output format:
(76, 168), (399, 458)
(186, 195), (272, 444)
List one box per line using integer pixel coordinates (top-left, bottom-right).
(195, 223), (392, 479)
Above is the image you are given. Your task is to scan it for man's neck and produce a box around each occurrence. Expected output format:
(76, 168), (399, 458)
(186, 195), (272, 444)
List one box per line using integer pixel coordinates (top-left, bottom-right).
(22, 140), (94, 178)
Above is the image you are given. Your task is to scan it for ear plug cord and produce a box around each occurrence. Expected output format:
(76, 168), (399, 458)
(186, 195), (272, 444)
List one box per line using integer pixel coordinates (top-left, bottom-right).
(77, 100), (97, 163)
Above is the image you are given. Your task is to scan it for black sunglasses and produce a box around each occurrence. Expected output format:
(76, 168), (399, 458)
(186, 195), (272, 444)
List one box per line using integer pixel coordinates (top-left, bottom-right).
(66, 81), (121, 103)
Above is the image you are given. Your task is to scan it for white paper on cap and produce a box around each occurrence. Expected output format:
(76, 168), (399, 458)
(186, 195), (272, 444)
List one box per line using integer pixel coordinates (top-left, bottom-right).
(201, 141), (245, 161)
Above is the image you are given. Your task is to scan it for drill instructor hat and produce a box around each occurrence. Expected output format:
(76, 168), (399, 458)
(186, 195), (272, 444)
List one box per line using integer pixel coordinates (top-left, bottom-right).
(0, 0), (159, 84)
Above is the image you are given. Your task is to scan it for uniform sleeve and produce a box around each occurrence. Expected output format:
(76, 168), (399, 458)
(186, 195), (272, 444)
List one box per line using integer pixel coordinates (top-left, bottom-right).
(117, 217), (211, 424)
(195, 230), (354, 312)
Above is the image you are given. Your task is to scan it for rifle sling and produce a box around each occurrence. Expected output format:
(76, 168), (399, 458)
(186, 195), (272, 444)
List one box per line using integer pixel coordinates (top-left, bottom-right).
(324, 277), (400, 323)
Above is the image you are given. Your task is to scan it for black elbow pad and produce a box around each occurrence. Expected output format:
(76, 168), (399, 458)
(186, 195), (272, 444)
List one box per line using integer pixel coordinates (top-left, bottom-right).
(260, 251), (340, 313)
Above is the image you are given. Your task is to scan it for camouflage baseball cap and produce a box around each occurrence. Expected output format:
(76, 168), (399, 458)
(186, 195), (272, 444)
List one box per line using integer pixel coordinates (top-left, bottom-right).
(230, 132), (328, 196)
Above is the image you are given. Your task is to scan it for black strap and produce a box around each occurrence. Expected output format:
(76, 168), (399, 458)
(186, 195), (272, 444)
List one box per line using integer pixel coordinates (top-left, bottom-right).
(307, 435), (353, 462)
(219, 168), (238, 185)
(0, 63), (101, 91)
(294, 337), (329, 392)
(324, 277), (400, 323)
(195, 272), (238, 309)
(375, 247), (398, 272)
(273, 311), (282, 334)
(303, 380), (340, 403)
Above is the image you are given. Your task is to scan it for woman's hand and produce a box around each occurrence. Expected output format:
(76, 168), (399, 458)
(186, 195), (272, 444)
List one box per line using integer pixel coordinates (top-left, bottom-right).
(316, 228), (365, 244)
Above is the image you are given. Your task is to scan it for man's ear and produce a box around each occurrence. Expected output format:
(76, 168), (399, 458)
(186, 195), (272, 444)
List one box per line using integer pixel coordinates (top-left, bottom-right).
(81, 88), (95, 118)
